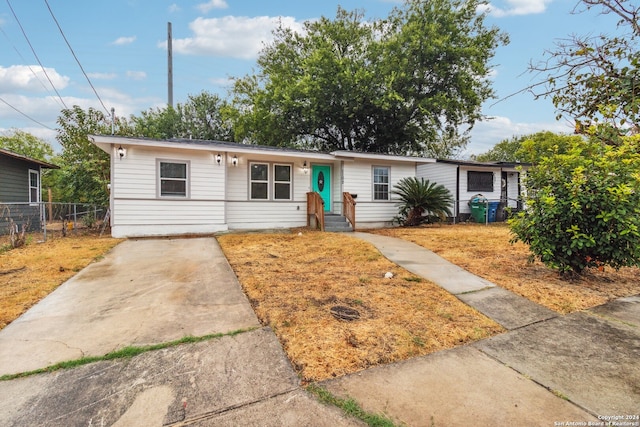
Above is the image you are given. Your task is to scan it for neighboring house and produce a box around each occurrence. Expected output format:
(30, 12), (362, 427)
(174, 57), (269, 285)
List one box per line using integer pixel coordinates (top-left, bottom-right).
(0, 148), (59, 232)
(417, 159), (528, 222)
(89, 135), (528, 238)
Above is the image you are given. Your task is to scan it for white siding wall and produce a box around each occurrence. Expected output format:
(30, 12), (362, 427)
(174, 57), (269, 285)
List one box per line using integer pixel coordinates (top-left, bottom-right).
(417, 163), (458, 216)
(457, 166), (502, 214)
(111, 146), (227, 237)
(342, 160), (416, 226)
(225, 152), (313, 229)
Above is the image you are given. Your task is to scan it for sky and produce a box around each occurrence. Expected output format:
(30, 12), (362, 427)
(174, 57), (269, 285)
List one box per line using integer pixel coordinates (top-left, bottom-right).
(0, 0), (621, 157)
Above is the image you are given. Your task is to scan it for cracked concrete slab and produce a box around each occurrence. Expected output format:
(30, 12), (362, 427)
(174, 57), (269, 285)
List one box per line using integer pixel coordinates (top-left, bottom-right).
(588, 295), (640, 327)
(0, 328), (357, 427)
(457, 287), (558, 330)
(0, 237), (260, 376)
(474, 310), (640, 415)
(323, 345), (596, 427)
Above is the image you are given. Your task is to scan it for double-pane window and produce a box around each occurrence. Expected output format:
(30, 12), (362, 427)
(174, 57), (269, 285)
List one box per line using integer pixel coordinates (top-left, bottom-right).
(159, 161), (188, 197)
(250, 162), (291, 200)
(373, 166), (390, 200)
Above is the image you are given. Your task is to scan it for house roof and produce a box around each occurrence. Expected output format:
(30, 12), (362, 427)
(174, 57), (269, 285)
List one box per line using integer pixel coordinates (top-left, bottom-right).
(436, 158), (530, 169)
(89, 135), (437, 163)
(0, 147), (59, 169)
(330, 150), (435, 164)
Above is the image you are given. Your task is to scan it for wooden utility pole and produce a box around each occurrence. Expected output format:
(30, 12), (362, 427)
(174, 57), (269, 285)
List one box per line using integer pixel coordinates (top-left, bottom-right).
(168, 22), (173, 108)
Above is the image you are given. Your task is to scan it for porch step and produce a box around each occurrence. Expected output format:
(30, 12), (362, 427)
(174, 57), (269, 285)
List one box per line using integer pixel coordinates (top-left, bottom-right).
(324, 214), (353, 232)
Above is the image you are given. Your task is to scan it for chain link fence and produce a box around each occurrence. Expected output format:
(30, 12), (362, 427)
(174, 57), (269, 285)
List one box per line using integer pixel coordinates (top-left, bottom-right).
(1, 202), (108, 241)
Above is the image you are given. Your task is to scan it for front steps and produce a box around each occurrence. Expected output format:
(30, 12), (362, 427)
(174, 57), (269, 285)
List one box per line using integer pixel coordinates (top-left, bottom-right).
(324, 213), (353, 232)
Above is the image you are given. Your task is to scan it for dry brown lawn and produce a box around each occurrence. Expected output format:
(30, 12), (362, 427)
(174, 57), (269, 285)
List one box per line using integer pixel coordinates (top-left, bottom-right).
(0, 232), (121, 329)
(218, 230), (503, 382)
(372, 223), (640, 314)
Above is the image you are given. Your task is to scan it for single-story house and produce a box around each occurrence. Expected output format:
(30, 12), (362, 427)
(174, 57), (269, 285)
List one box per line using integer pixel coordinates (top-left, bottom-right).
(0, 147), (59, 232)
(89, 135), (527, 238)
(418, 159), (527, 222)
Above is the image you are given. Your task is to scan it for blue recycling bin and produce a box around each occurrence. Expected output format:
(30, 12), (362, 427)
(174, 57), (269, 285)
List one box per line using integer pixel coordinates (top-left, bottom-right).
(487, 201), (500, 223)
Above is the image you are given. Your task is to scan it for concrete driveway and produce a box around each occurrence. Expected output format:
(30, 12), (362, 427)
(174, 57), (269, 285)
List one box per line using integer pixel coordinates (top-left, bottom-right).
(0, 237), (261, 376)
(0, 237), (360, 426)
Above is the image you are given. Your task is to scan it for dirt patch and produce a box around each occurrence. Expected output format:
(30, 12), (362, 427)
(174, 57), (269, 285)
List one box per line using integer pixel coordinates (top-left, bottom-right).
(217, 230), (503, 382)
(371, 223), (640, 314)
(0, 232), (122, 329)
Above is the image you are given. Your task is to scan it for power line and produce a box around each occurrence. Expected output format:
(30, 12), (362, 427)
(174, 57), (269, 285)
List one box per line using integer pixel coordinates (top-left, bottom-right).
(44, 0), (111, 116)
(0, 96), (55, 130)
(0, 25), (65, 110)
(5, 0), (68, 110)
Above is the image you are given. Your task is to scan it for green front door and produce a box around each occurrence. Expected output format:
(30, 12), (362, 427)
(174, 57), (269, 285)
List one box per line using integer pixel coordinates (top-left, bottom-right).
(312, 165), (331, 212)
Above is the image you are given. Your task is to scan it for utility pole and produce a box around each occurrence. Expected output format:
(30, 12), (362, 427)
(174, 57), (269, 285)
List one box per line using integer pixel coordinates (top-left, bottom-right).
(167, 22), (173, 108)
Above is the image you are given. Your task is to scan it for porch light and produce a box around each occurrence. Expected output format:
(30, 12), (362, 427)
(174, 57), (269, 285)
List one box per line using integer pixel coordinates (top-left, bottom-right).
(117, 145), (126, 159)
(215, 153), (222, 165)
(232, 155), (238, 167)
(303, 161), (308, 174)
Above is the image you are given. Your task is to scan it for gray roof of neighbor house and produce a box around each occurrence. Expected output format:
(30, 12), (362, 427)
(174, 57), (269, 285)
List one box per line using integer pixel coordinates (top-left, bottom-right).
(436, 158), (531, 168)
(0, 148), (59, 169)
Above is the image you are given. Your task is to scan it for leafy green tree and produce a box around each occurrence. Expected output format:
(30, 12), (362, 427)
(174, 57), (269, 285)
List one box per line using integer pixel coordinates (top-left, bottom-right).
(232, 1), (507, 156)
(473, 131), (582, 163)
(130, 91), (235, 141)
(55, 106), (127, 206)
(0, 129), (54, 161)
(509, 136), (640, 276)
(528, 0), (639, 141)
(392, 177), (454, 226)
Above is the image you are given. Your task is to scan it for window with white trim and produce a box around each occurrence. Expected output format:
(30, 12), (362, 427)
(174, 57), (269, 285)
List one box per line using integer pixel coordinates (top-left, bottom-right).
(29, 169), (39, 203)
(159, 161), (189, 197)
(250, 163), (269, 199)
(274, 164), (291, 200)
(373, 166), (390, 200)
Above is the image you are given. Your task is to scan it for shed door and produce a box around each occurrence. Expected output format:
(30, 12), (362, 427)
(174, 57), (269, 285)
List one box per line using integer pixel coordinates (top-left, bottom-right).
(312, 165), (331, 212)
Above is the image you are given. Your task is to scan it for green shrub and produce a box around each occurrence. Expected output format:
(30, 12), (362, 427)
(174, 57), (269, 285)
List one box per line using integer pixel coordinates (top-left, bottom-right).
(509, 137), (640, 276)
(392, 177), (454, 226)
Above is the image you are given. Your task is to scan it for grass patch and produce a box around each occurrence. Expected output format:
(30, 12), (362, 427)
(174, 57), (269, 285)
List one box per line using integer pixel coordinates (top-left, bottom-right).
(0, 327), (256, 381)
(218, 230), (503, 382)
(306, 383), (398, 427)
(372, 224), (640, 314)
(0, 232), (122, 330)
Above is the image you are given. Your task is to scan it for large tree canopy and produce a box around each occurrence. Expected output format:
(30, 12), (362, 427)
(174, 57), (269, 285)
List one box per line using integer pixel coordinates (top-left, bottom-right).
(130, 91), (235, 141)
(232, 0), (508, 156)
(529, 0), (640, 140)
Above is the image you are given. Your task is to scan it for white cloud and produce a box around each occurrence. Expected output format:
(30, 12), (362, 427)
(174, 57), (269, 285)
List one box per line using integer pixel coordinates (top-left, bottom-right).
(196, 0), (228, 14)
(87, 72), (117, 80)
(480, 0), (553, 17)
(126, 71), (147, 80)
(209, 77), (233, 87)
(465, 115), (572, 156)
(112, 36), (136, 46)
(169, 16), (305, 59)
(168, 4), (181, 13)
(0, 65), (69, 93)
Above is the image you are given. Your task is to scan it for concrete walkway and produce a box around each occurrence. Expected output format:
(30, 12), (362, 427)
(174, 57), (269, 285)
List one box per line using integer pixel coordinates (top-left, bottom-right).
(322, 232), (640, 426)
(353, 232), (557, 330)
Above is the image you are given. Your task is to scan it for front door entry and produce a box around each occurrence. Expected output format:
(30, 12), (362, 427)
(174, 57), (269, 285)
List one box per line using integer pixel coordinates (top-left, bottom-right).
(312, 165), (331, 212)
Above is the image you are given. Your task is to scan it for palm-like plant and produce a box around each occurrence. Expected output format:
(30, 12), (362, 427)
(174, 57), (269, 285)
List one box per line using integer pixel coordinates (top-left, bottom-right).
(392, 177), (454, 226)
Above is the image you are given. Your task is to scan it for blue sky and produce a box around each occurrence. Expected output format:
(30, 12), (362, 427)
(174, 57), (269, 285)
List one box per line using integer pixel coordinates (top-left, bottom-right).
(0, 0), (620, 156)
